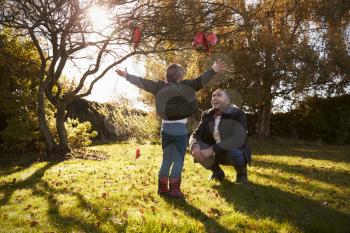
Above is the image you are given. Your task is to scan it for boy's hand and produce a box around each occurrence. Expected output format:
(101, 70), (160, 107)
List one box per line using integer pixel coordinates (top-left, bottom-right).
(115, 68), (128, 78)
(212, 59), (227, 73)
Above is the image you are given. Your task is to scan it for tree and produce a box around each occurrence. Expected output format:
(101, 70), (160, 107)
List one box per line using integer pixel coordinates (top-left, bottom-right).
(0, 28), (42, 151)
(217, 0), (321, 137)
(308, 0), (350, 95)
(144, 0), (349, 137)
(0, 0), (191, 157)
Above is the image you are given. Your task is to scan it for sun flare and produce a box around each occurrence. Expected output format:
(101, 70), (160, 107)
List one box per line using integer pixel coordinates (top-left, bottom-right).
(87, 6), (112, 30)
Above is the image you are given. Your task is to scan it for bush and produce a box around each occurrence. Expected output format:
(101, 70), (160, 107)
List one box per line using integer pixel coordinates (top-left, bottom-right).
(270, 94), (350, 144)
(0, 29), (44, 152)
(0, 110), (44, 152)
(108, 108), (160, 144)
(65, 118), (98, 148)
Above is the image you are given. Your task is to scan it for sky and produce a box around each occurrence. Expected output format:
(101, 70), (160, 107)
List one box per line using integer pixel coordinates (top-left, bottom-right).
(63, 56), (147, 109)
(62, 5), (148, 110)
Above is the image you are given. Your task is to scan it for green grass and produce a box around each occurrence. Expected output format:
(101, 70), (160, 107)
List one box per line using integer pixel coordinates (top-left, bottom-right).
(0, 141), (349, 233)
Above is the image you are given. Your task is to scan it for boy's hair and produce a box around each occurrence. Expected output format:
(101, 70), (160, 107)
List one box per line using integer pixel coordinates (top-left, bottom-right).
(166, 64), (185, 82)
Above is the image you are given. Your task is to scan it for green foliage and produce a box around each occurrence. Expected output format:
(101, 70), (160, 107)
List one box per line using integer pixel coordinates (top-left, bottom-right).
(270, 94), (350, 144)
(45, 101), (98, 148)
(0, 29), (44, 152)
(64, 118), (98, 148)
(0, 111), (43, 152)
(110, 108), (160, 144)
(139, 0), (349, 137)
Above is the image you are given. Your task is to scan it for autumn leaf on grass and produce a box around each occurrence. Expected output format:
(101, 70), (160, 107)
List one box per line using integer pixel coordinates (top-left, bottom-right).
(30, 220), (38, 227)
(123, 211), (128, 219)
(24, 204), (32, 210)
(209, 208), (222, 218)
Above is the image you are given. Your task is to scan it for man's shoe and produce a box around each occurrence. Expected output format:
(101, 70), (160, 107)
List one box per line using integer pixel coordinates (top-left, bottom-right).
(236, 175), (249, 184)
(236, 165), (248, 184)
(210, 170), (225, 181)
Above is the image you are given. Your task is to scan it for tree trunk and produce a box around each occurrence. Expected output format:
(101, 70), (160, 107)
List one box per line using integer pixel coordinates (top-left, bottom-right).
(37, 84), (57, 153)
(256, 100), (272, 137)
(56, 103), (70, 155)
(256, 21), (273, 138)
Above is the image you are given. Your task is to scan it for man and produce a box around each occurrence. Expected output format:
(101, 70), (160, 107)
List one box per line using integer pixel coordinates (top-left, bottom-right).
(189, 89), (251, 183)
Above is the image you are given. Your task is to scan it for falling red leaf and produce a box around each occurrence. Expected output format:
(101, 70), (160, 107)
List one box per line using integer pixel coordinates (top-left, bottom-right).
(206, 32), (218, 46)
(132, 27), (142, 48)
(192, 32), (205, 48)
(135, 148), (141, 159)
(192, 31), (217, 56)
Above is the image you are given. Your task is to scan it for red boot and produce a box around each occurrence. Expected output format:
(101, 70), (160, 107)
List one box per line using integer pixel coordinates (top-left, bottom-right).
(169, 177), (184, 199)
(158, 176), (169, 196)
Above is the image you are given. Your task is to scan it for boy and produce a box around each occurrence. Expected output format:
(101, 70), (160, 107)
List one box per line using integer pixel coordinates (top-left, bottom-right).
(115, 59), (226, 198)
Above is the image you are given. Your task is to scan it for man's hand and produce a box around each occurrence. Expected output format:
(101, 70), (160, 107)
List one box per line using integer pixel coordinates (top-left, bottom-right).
(115, 68), (128, 78)
(191, 145), (201, 161)
(212, 59), (227, 73)
(200, 147), (214, 160)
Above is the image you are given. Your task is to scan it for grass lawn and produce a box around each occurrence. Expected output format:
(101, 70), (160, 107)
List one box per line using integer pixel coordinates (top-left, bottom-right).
(0, 140), (349, 233)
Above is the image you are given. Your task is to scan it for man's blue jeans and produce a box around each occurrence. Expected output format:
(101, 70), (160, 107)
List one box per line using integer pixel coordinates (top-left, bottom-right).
(215, 148), (245, 169)
(159, 123), (187, 178)
(210, 148), (247, 181)
(197, 142), (246, 175)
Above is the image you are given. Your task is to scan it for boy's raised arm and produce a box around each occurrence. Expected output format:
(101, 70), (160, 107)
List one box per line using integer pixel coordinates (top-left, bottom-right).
(115, 68), (160, 95)
(187, 59), (227, 91)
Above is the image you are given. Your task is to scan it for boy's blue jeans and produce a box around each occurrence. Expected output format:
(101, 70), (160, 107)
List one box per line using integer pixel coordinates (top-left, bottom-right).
(159, 123), (187, 178)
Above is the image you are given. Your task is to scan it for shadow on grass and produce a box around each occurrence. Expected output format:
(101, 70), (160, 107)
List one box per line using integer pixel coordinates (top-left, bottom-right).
(213, 180), (350, 233)
(32, 184), (127, 233)
(0, 153), (40, 176)
(252, 144), (350, 163)
(253, 159), (350, 188)
(254, 170), (349, 200)
(164, 197), (232, 233)
(0, 162), (127, 233)
(0, 162), (56, 207)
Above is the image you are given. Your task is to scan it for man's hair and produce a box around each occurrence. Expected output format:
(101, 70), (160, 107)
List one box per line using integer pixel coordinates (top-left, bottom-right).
(214, 88), (231, 103)
(166, 64), (185, 82)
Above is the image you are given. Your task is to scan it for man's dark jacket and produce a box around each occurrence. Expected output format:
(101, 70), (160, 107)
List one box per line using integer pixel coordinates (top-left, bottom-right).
(189, 106), (252, 165)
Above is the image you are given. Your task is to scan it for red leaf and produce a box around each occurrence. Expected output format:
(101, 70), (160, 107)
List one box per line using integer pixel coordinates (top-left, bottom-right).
(135, 148), (141, 159)
(132, 27), (142, 48)
(206, 32), (218, 46)
(192, 32), (205, 47)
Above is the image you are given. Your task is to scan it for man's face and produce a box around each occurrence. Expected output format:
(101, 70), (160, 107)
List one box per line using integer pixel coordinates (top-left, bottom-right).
(211, 90), (229, 110)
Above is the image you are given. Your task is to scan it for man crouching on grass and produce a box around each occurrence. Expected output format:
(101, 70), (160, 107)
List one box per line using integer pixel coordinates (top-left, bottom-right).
(189, 88), (251, 183)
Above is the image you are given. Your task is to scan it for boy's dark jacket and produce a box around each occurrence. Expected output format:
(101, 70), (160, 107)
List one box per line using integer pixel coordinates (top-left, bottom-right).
(125, 69), (216, 120)
(189, 106), (252, 165)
